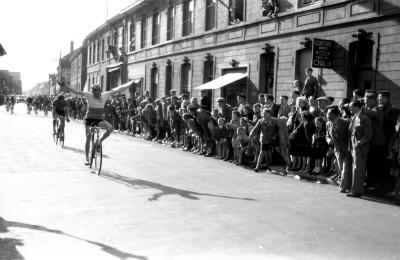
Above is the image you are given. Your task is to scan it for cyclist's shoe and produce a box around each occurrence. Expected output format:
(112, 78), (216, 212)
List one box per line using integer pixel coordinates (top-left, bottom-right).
(84, 159), (90, 166)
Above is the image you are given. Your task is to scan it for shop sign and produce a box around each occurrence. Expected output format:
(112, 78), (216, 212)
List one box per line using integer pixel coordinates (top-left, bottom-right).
(312, 38), (335, 68)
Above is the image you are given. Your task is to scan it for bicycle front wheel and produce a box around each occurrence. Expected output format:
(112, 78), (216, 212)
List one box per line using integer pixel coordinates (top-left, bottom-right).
(95, 144), (102, 175)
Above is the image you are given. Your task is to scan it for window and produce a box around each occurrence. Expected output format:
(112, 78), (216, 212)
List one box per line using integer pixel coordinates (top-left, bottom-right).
(101, 39), (105, 60)
(165, 60), (172, 95)
(130, 21), (136, 51)
(96, 40), (100, 62)
(88, 45), (92, 65)
(203, 55), (214, 83)
(182, 0), (194, 36)
(205, 0), (216, 31)
(181, 60), (191, 93)
(107, 36), (110, 58)
(299, 0), (322, 7)
(141, 17), (147, 48)
(150, 66), (159, 100)
(92, 42), (96, 64)
(152, 12), (161, 45)
(167, 6), (175, 41)
(113, 30), (118, 46)
(229, 0), (244, 25)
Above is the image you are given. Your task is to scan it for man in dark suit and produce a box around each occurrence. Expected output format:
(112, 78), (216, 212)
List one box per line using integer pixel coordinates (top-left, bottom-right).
(302, 67), (319, 98)
(265, 94), (280, 117)
(363, 92), (387, 191)
(347, 100), (372, 197)
(326, 107), (351, 192)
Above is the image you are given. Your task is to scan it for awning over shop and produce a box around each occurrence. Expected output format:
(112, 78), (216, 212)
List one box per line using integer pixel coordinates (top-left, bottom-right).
(107, 62), (122, 73)
(194, 73), (247, 90)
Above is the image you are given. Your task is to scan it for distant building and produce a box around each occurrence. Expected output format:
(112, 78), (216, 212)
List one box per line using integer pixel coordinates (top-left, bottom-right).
(58, 41), (86, 91)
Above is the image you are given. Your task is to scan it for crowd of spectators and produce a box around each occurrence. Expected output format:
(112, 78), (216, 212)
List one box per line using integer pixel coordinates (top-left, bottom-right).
(25, 67), (400, 199)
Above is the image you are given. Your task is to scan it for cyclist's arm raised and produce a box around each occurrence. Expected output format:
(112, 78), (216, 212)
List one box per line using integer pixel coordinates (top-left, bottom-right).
(107, 82), (132, 96)
(58, 81), (87, 96)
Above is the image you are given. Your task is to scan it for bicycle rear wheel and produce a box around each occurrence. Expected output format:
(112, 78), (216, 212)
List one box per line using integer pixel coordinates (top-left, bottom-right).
(54, 120), (59, 144)
(59, 129), (65, 148)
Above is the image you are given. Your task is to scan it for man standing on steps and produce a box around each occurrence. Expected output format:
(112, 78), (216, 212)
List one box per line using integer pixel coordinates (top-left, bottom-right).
(58, 81), (132, 165)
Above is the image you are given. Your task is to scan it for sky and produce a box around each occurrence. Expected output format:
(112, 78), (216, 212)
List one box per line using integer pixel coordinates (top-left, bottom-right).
(0, 0), (135, 91)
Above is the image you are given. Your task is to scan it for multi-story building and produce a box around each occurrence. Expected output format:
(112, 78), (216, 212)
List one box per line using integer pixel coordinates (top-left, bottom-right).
(81, 0), (400, 107)
(70, 45), (87, 92)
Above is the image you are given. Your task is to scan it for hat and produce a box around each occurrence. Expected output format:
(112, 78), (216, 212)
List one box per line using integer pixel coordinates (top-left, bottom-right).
(280, 95), (289, 99)
(237, 93), (246, 99)
(316, 96), (329, 102)
(266, 94), (274, 101)
(353, 88), (364, 97)
(365, 92), (377, 99)
(217, 97), (226, 103)
(378, 90), (390, 98)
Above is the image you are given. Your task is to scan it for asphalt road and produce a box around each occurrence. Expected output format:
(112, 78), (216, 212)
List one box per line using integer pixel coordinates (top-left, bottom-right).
(0, 103), (399, 260)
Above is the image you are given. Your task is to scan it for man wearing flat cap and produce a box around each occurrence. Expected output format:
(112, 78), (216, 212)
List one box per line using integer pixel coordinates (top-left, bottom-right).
(217, 97), (232, 122)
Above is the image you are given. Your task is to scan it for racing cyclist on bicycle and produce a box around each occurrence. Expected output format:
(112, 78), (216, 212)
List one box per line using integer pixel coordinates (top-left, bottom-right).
(58, 81), (132, 165)
(52, 93), (69, 138)
(26, 96), (33, 114)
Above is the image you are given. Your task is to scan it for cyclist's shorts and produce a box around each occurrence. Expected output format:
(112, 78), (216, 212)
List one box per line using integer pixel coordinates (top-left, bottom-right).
(85, 118), (103, 127)
(55, 109), (66, 117)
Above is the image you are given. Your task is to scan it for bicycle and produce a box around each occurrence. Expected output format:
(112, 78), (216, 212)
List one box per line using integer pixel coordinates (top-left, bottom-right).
(53, 116), (65, 148)
(88, 124), (103, 175)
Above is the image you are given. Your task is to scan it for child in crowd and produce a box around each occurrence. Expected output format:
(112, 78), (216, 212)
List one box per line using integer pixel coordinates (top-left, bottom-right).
(208, 121), (221, 158)
(250, 108), (279, 172)
(311, 117), (328, 175)
(277, 117), (291, 170)
(228, 110), (241, 161)
(212, 108), (220, 121)
(216, 118), (230, 160)
(235, 126), (250, 165)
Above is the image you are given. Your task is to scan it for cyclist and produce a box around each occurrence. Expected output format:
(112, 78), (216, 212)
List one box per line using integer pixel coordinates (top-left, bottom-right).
(32, 95), (41, 114)
(58, 81), (132, 165)
(26, 96), (33, 114)
(42, 95), (52, 116)
(52, 93), (69, 138)
(9, 96), (15, 113)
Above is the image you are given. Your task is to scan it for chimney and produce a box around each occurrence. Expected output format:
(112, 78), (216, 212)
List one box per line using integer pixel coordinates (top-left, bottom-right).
(70, 41), (74, 54)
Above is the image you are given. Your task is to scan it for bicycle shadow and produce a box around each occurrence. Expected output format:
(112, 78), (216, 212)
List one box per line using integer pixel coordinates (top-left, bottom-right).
(63, 145), (110, 158)
(99, 169), (257, 202)
(0, 216), (147, 260)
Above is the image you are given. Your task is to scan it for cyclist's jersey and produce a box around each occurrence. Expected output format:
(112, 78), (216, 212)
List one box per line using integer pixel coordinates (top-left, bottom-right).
(83, 92), (112, 120)
(26, 97), (33, 104)
(10, 97), (15, 104)
(53, 99), (68, 112)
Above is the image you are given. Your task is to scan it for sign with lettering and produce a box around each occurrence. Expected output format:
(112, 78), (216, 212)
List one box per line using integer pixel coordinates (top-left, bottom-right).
(312, 38), (335, 68)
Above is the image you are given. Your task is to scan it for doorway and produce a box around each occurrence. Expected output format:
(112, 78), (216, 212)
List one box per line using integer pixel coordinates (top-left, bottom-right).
(221, 67), (248, 107)
(295, 48), (312, 90)
(259, 52), (275, 94)
(348, 40), (374, 97)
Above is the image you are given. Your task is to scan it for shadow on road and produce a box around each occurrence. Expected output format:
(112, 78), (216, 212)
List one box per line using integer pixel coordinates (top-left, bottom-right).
(0, 217), (147, 260)
(99, 169), (257, 202)
(63, 145), (110, 158)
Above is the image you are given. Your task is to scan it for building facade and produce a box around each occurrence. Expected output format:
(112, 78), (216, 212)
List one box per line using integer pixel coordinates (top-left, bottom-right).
(80, 0), (400, 107)
(70, 45), (87, 92)
(0, 70), (22, 103)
